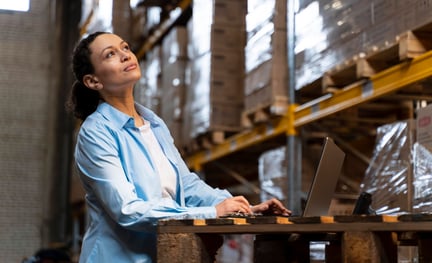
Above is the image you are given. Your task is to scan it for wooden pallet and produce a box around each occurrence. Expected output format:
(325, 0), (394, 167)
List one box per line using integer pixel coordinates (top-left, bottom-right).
(182, 130), (236, 154)
(158, 214), (408, 227)
(241, 96), (288, 128)
(300, 29), (432, 96)
(158, 214), (432, 263)
(325, 30), (432, 92)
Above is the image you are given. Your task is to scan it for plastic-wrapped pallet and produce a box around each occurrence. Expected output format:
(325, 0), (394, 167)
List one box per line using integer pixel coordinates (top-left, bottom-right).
(243, 0), (288, 119)
(295, 0), (432, 91)
(183, 0), (247, 145)
(134, 46), (161, 114)
(360, 120), (416, 214)
(258, 146), (289, 205)
(159, 27), (188, 148)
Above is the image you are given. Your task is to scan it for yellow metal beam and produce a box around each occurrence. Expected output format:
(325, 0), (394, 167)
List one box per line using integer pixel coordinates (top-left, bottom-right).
(186, 105), (297, 171)
(187, 116), (288, 171)
(186, 50), (432, 170)
(135, 0), (191, 59)
(79, 9), (94, 37)
(294, 50), (432, 127)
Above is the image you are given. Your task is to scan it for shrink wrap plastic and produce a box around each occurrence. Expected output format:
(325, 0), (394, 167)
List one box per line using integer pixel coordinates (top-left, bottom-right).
(361, 121), (414, 214)
(258, 146), (288, 205)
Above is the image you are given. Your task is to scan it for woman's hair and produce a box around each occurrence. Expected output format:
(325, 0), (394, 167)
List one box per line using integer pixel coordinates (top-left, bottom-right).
(66, 31), (110, 120)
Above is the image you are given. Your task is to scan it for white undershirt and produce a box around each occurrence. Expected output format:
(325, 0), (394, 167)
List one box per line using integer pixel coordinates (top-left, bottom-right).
(138, 120), (177, 199)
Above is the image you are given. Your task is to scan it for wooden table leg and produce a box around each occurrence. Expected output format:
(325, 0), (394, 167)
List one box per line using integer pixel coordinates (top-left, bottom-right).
(342, 231), (397, 263)
(157, 233), (222, 263)
(376, 232), (398, 263)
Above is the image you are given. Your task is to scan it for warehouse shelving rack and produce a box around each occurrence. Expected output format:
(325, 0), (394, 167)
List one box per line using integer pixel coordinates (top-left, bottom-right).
(80, 0), (432, 213)
(79, 3), (432, 157)
(186, 50), (432, 169)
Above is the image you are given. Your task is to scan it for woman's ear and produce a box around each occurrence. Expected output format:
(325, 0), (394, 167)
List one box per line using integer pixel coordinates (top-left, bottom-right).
(83, 74), (102, 90)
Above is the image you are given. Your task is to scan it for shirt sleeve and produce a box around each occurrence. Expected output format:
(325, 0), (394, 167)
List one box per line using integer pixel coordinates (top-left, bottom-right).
(179, 163), (233, 207)
(75, 120), (221, 232)
(162, 125), (233, 208)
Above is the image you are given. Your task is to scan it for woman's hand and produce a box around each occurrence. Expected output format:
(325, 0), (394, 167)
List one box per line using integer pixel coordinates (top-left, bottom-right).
(251, 198), (291, 216)
(215, 196), (253, 217)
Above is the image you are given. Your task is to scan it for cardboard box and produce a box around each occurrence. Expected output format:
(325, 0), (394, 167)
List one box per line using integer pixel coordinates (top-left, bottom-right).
(416, 103), (432, 148)
(210, 24), (246, 53)
(213, 0), (247, 26)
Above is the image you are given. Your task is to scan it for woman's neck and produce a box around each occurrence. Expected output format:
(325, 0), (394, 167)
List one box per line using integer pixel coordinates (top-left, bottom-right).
(102, 93), (134, 113)
(103, 96), (144, 127)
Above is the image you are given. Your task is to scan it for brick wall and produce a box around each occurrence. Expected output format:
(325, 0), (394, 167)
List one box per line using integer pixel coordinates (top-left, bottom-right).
(0, 0), (60, 261)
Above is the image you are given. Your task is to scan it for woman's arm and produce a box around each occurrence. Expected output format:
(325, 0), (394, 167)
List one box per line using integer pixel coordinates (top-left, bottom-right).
(75, 121), (217, 231)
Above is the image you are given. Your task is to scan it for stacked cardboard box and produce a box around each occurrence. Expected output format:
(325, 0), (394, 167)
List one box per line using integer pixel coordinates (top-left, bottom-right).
(295, 0), (432, 91)
(160, 27), (188, 147)
(244, 0), (288, 116)
(134, 46), (161, 114)
(183, 0), (247, 144)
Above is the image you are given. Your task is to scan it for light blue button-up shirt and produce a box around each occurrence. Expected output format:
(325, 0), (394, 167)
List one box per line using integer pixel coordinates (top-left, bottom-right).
(75, 102), (232, 262)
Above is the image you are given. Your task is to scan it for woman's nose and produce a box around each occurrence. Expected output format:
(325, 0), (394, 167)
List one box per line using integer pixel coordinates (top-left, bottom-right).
(121, 52), (131, 62)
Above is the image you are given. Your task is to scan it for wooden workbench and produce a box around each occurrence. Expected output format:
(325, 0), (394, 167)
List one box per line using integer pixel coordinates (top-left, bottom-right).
(157, 214), (432, 263)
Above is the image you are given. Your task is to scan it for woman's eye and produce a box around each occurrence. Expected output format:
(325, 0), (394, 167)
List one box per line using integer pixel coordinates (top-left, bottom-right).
(106, 51), (115, 58)
(123, 45), (130, 51)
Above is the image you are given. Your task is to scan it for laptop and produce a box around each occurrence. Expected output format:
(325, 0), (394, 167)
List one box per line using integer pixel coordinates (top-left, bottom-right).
(302, 137), (345, 217)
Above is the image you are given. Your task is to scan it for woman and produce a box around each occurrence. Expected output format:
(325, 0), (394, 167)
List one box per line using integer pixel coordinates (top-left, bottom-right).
(67, 31), (291, 262)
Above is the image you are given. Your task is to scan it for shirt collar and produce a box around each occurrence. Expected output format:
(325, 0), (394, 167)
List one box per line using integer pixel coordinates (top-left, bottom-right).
(96, 102), (160, 129)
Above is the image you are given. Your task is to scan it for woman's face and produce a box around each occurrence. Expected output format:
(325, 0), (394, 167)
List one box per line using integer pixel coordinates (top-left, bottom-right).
(86, 33), (141, 94)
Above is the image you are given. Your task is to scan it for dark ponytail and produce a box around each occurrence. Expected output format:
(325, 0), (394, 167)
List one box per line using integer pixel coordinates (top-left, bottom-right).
(66, 80), (100, 120)
(66, 31), (110, 121)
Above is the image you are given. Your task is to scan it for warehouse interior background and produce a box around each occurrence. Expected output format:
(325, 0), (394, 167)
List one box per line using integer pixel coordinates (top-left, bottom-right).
(2, 0), (432, 262)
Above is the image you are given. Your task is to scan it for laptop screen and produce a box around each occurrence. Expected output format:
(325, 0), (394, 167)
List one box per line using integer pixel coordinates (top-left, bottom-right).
(302, 137), (345, 217)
